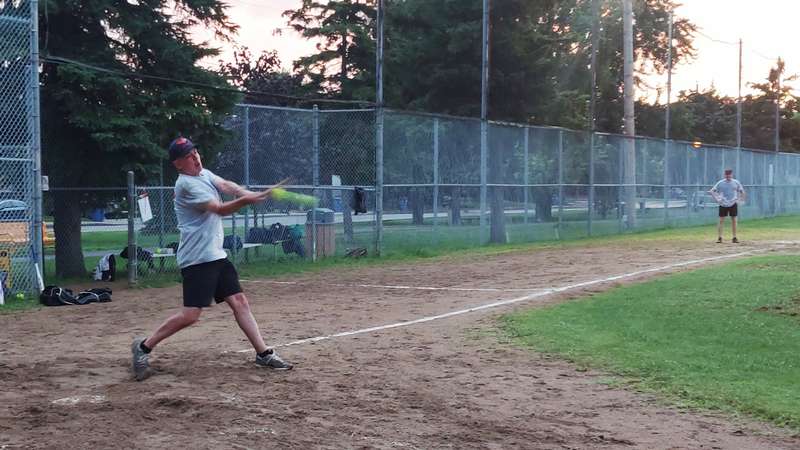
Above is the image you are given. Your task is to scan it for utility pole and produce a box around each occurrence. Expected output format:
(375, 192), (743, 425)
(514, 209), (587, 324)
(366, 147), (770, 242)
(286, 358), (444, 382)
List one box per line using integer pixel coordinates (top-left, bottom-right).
(622, 0), (636, 229)
(479, 0), (490, 244)
(664, 12), (673, 141)
(374, 0), (385, 256)
(736, 38), (742, 173)
(775, 58), (781, 153)
(663, 11), (673, 224)
(588, 0), (600, 236)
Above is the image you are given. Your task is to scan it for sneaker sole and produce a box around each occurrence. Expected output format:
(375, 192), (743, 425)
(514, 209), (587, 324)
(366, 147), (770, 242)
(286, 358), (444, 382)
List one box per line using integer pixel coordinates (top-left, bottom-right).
(256, 364), (293, 371)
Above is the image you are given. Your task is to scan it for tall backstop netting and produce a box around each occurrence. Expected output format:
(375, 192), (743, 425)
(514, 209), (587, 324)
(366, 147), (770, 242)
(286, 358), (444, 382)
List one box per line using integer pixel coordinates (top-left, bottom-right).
(0, 0), (41, 295)
(127, 104), (799, 280)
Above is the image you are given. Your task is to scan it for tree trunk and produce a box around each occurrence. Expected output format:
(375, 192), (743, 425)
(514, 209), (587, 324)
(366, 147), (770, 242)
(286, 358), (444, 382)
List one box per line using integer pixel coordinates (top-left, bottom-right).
(488, 130), (506, 243)
(53, 190), (86, 278)
(489, 186), (506, 243)
(410, 164), (425, 225)
(533, 188), (553, 222)
(622, 0), (637, 229)
(450, 186), (462, 225)
(411, 187), (425, 225)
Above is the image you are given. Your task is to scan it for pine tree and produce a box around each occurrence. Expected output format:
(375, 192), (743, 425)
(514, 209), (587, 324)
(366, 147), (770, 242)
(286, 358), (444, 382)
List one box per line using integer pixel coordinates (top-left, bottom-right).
(40, 0), (239, 277)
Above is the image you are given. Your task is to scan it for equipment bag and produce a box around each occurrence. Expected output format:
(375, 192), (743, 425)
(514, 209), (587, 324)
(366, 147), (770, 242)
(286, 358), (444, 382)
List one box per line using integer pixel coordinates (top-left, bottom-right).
(353, 187), (367, 215)
(40, 286), (78, 306)
(75, 288), (113, 305)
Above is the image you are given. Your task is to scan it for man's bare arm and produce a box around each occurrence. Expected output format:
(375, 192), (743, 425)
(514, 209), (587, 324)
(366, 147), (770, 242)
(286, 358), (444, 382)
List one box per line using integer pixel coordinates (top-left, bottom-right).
(213, 177), (254, 198)
(201, 191), (269, 217)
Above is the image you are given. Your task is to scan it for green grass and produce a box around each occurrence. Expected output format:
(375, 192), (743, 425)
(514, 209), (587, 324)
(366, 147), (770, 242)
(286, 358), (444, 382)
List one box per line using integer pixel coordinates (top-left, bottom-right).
(39, 213), (800, 284)
(503, 254), (800, 430)
(0, 293), (39, 314)
(20, 213), (800, 311)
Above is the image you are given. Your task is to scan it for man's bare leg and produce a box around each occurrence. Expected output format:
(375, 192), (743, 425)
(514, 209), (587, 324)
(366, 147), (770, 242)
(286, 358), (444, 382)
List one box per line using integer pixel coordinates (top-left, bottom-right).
(132, 307), (202, 380)
(225, 293), (292, 370)
(225, 293), (268, 354)
(144, 307), (203, 350)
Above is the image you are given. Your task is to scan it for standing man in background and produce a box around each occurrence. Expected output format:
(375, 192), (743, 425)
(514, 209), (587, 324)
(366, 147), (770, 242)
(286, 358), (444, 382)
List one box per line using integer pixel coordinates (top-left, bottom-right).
(710, 169), (746, 244)
(131, 137), (292, 381)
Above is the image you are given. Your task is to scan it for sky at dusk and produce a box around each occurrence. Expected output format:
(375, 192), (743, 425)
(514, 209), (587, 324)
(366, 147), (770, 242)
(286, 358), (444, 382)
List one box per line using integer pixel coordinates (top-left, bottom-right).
(200, 0), (799, 102)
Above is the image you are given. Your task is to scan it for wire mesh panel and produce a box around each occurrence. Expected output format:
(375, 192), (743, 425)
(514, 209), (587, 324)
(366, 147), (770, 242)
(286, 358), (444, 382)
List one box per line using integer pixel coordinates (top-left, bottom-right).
(0, 0), (38, 294)
(591, 134), (623, 235)
(487, 122), (524, 243)
(633, 136), (666, 231)
(42, 188), (129, 283)
(436, 115), (482, 248)
(561, 130), (590, 238)
(382, 111), (435, 249)
(117, 104), (800, 282)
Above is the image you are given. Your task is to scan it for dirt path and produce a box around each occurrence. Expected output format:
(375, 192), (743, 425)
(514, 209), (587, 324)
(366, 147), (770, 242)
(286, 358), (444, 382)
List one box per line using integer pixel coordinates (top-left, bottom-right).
(1, 239), (798, 449)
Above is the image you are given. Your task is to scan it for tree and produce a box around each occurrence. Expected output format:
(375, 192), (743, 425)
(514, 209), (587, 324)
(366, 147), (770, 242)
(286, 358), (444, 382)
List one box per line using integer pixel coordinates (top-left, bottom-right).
(744, 59), (799, 152)
(286, 0), (699, 241)
(218, 47), (304, 106)
(40, 0), (239, 277)
(284, 0), (376, 101)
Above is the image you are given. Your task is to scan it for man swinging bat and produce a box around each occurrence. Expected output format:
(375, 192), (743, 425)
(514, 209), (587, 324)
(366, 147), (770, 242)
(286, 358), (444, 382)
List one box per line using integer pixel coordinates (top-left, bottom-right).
(131, 137), (292, 381)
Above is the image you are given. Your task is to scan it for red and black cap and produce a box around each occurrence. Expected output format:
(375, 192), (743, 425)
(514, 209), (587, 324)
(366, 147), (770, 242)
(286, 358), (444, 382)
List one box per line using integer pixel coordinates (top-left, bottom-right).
(168, 137), (196, 162)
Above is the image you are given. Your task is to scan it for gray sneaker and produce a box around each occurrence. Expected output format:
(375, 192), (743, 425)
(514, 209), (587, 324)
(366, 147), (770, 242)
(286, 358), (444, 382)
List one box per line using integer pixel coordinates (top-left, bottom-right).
(131, 338), (152, 381)
(255, 350), (293, 370)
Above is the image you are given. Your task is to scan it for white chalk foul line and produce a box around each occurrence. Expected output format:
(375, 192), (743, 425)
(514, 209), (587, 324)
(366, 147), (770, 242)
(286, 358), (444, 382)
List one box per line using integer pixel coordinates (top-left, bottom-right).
(236, 250), (761, 354)
(241, 279), (544, 293)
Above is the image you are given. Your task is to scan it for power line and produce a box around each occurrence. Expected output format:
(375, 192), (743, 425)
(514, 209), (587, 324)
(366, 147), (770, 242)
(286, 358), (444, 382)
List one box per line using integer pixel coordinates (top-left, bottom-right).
(694, 29), (738, 46)
(41, 55), (374, 107)
(694, 29), (780, 62)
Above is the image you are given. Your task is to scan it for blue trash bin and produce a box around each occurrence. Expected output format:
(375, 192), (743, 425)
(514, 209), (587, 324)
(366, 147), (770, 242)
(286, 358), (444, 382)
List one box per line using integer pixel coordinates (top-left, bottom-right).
(89, 208), (105, 222)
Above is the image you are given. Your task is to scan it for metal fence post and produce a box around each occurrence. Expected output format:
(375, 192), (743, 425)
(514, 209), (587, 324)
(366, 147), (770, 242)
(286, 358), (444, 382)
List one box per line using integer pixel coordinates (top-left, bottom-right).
(231, 211), (237, 264)
(663, 139), (670, 225)
(618, 139), (624, 232)
(480, 120), (488, 245)
(30, 0), (43, 292)
(588, 132), (594, 236)
(557, 130), (564, 236)
(523, 127), (530, 226)
(243, 105), (250, 247)
(686, 144), (691, 221)
(127, 171), (137, 286)
(432, 117), (439, 241)
(375, 0), (385, 256)
(158, 160), (164, 248)
(312, 105), (320, 262)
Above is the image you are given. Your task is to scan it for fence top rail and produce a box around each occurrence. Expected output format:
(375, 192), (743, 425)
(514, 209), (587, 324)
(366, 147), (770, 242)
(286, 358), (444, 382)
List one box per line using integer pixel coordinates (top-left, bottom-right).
(237, 103), (376, 113)
(235, 104), (800, 156)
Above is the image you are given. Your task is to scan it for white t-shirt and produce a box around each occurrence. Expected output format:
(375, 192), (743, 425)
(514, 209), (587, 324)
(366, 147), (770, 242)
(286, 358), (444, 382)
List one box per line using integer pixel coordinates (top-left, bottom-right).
(174, 169), (227, 268)
(711, 178), (744, 208)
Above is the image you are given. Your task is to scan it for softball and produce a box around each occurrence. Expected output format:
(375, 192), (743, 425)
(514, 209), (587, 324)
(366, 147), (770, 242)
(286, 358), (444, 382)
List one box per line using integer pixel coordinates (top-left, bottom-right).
(15, 293), (24, 301)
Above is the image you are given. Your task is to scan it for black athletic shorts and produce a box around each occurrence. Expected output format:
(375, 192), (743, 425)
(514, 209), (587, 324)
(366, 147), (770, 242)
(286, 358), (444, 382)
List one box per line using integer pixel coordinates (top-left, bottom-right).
(719, 203), (738, 217)
(180, 258), (242, 308)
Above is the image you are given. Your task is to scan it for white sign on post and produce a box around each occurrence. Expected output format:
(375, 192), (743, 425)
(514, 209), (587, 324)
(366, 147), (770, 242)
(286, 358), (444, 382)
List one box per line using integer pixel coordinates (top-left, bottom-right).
(138, 192), (153, 223)
(332, 174), (342, 211)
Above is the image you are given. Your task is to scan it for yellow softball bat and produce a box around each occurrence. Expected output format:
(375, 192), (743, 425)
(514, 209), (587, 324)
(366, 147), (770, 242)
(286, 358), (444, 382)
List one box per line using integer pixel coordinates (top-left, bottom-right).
(271, 188), (318, 207)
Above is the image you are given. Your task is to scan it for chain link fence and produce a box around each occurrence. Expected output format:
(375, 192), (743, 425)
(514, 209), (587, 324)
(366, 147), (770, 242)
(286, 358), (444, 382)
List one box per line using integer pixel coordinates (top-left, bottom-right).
(0, 0), (41, 296)
(41, 104), (800, 285)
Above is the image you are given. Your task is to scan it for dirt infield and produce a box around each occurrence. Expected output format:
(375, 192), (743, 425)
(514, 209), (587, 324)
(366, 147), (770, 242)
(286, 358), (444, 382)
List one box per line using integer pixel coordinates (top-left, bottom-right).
(2, 239), (799, 449)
